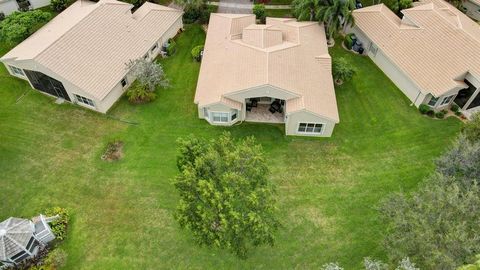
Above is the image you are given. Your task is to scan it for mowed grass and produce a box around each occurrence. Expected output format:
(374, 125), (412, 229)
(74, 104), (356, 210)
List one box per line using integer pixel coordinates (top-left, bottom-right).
(0, 25), (461, 269)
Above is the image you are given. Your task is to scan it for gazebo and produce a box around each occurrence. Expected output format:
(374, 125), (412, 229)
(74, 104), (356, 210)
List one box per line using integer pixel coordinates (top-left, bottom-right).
(0, 215), (56, 267)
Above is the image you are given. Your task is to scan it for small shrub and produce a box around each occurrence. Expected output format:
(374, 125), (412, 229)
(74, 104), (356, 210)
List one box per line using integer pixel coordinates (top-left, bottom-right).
(191, 45), (204, 61)
(253, 4), (266, 23)
(455, 111), (462, 116)
(166, 39), (177, 56)
(426, 110), (435, 117)
(435, 111), (445, 119)
(126, 82), (156, 103)
(44, 207), (69, 241)
(451, 103), (459, 112)
(419, 104), (430, 114)
(51, 0), (68, 12)
(344, 33), (354, 50)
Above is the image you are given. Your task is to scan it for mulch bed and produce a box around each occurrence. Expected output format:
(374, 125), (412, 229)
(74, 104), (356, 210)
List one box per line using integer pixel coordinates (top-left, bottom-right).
(101, 141), (124, 161)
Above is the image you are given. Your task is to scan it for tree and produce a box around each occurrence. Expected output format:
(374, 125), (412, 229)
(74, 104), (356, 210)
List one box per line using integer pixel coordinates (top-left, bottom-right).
(0, 10), (51, 43)
(435, 136), (480, 190)
(51, 0), (69, 12)
(317, 0), (355, 42)
(457, 255), (480, 270)
(379, 173), (480, 269)
(292, 0), (320, 21)
(173, 133), (279, 259)
(126, 58), (169, 92)
(253, 4), (266, 23)
(461, 112), (480, 143)
(332, 57), (355, 85)
(382, 0), (412, 14)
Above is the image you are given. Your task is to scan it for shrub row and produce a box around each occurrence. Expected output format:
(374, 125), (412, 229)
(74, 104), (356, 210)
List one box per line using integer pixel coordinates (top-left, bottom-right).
(344, 33), (355, 50)
(419, 104), (450, 119)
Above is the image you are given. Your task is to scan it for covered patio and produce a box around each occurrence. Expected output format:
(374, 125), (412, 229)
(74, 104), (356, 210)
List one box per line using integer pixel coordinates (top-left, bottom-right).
(245, 97), (285, 123)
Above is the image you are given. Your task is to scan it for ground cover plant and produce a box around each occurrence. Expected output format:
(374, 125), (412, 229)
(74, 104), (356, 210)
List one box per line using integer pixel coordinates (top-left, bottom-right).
(0, 25), (462, 269)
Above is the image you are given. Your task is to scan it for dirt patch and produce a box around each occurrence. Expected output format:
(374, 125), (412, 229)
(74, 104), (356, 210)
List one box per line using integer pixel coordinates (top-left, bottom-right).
(101, 141), (124, 161)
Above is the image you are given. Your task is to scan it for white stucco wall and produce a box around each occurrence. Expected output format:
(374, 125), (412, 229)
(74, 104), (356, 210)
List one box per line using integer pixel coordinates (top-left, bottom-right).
(0, 0), (19, 16)
(350, 27), (428, 107)
(198, 102), (239, 126)
(285, 110), (336, 137)
(225, 85), (299, 103)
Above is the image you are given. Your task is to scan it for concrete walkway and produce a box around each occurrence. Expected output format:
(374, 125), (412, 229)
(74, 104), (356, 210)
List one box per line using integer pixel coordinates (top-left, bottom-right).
(215, 0), (253, 14)
(207, 1), (291, 10)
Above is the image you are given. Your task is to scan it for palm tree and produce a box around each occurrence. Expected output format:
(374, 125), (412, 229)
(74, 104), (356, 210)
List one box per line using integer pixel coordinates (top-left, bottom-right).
(317, 0), (355, 44)
(292, 0), (320, 21)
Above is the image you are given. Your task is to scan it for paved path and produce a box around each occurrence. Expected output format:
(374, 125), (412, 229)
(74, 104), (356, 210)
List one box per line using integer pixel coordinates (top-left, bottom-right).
(215, 0), (253, 14)
(207, 1), (290, 10)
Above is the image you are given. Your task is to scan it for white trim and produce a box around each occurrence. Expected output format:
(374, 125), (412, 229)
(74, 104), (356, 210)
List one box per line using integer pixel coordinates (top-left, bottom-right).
(8, 65), (25, 77)
(296, 122), (325, 135)
(74, 94), (95, 108)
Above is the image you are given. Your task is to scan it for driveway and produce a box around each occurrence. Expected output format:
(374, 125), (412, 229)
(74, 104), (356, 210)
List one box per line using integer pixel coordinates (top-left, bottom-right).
(217, 0), (253, 14)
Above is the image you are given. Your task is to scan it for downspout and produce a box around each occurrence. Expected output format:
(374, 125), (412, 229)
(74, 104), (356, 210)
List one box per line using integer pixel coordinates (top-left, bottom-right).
(412, 90), (422, 106)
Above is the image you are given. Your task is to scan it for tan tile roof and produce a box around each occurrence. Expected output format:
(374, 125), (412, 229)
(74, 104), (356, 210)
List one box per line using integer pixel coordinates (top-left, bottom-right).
(352, 0), (480, 97)
(194, 14), (339, 122)
(1, 0), (182, 100)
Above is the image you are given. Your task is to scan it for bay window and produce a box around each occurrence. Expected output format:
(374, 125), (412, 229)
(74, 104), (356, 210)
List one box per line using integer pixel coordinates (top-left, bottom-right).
(440, 95), (455, 106)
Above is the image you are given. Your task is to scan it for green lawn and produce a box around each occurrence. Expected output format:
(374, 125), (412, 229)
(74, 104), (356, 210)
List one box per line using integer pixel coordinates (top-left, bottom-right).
(0, 25), (461, 269)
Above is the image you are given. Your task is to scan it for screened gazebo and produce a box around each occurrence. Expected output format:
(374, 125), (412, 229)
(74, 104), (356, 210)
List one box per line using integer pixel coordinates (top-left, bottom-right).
(0, 215), (56, 267)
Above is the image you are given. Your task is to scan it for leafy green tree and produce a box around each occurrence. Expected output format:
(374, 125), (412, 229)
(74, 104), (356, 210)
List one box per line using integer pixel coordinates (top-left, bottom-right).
(253, 4), (266, 23)
(380, 173), (480, 269)
(51, 0), (69, 12)
(0, 10), (51, 43)
(292, 0), (320, 21)
(317, 0), (355, 42)
(435, 136), (480, 190)
(458, 255), (480, 270)
(173, 133), (279, 259)
(332, 57), (355, 84)
(126, 58), (169, 92)
(462, 112), (480, 142)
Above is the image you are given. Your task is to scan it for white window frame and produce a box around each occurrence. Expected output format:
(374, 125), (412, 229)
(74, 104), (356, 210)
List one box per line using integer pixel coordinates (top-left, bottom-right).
(439, 94), (455, 106)
(9, 65), (24, 76)
(428, 96), (439, 107)
(297, 122), (325, 135)
(74, 94), (95, 107)
(210, 111), (230, 123)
